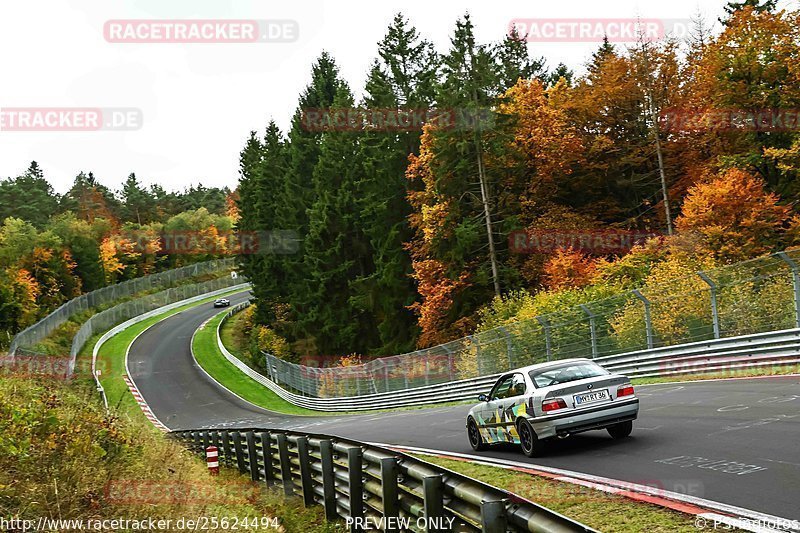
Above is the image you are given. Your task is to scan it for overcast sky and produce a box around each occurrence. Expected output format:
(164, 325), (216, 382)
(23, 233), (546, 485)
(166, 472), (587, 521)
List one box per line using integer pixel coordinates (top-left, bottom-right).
(0, 0), (743, 194)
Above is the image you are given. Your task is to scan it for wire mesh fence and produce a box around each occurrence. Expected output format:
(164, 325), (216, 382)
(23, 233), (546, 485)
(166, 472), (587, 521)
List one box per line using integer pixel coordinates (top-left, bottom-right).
(263, 248), (800, 398)
(8, 258), (236, 356)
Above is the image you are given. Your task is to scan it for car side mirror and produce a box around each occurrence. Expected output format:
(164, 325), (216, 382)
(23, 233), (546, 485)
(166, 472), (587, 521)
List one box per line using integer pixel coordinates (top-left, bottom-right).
(478, 393), (488, 402)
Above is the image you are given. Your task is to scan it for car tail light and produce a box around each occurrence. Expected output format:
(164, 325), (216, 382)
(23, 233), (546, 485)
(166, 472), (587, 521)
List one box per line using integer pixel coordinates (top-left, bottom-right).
(617, 385), (634, 397)
(542, 398), (567, 412)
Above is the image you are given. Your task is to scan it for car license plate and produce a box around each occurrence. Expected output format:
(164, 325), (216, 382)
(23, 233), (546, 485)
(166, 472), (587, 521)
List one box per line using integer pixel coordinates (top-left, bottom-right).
(574, 389), (609, 406)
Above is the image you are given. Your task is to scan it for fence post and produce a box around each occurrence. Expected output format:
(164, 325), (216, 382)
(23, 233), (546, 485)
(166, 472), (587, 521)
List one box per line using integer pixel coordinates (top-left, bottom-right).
(380, 457), (400, 533)
(423, 475), (445, 532)
(276, 433), (294, 496)
(580, 304), (598, 359)
(347, 446), (364, 531)
(778, 252), (800, 329)
(246, 431), (260, 481)
(295, 437), (315, 507)
(536, 316), (552, 361)
(319, 439), (338, 520)
(442, 344), (455, 381)
(470, 336), (483, 376)
(697, 272), (721, 339)
(497, 326), (515, 369)
(481, 499), (507, 533)
(632, 290), (654, 349)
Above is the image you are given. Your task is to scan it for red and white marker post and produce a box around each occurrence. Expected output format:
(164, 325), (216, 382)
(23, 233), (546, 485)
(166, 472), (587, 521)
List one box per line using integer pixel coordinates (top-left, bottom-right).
(205, 445), (219, 476)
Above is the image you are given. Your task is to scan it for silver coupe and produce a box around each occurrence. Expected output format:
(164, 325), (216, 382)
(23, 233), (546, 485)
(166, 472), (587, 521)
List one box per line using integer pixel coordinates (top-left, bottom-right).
(466, 358), (639, 457)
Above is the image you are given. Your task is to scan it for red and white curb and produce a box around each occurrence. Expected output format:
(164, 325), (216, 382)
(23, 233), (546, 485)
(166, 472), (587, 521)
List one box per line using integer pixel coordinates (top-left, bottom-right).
(123, 374), (169, 432)
(379, 445), (799, 533)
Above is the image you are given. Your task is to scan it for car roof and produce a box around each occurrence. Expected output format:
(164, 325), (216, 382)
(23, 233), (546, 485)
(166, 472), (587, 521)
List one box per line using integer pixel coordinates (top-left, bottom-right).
(507, 358), (595, 375)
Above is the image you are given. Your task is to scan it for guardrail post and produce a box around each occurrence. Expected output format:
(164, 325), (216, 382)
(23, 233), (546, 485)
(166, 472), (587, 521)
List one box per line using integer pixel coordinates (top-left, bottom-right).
(232, 431), (247, 474)
(319, 439), (338, 520)
(632, 290), (654, 349)
(246, 431), (260, 481)
(220, 430), (233, 467)
(380, 457), (400, 532)
(347, 446), (364, 531)
(201, 430), (210, 451)
(536, 316), (552, 361)
(778, 252), (800, 328)
(580, 304), (599, 359)
(258, 431), (274, 484)
(697, 272), (721, 339)
(481, 499), (507, 533)
(276, 433), (294, 496)
(295, 436), (315, 507)
(423, 475), (444, 532)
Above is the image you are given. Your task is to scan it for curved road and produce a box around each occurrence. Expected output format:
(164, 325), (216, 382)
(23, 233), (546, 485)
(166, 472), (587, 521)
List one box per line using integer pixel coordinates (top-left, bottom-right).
(128, 291), (800, 520)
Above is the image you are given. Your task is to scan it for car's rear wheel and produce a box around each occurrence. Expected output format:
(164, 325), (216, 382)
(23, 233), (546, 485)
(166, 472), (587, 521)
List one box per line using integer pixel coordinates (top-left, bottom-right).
(517, 418), (544, 458)
(607, 420), (633, 439)
(467, 418), (487, 451)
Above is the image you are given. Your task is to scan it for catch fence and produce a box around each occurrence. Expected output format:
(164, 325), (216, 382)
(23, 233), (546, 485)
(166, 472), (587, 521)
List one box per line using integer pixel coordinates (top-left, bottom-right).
(262, 249), (800, 398)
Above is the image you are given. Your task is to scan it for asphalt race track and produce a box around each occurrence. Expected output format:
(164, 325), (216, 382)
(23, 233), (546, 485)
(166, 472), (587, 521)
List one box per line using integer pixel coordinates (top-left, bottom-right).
(128, 291), (800, 519)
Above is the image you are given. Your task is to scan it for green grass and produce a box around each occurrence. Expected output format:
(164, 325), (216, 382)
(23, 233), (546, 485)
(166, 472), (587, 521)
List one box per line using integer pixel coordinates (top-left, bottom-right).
(0, 376), (344, 533)
(632, 364), (799, 385)
(415, 454), (745, 533)
(94, 288), (248, 421)
(192, 311), (322, 416)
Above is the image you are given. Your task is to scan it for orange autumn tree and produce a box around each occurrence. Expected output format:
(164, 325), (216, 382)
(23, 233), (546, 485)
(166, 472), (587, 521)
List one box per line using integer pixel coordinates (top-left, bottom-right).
(686, 6), (800, 196)
(676, 168), (792, 262)
(99, 236), (125, 283)
(541, 248), (601, 291)
(497, 78), (583, 221)
(405, 127), (473, 347)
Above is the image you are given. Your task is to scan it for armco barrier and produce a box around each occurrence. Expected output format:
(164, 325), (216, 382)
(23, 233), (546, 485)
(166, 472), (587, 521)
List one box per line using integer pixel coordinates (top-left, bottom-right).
(171, 428), (595, 533)
(214, 305), (799, 411)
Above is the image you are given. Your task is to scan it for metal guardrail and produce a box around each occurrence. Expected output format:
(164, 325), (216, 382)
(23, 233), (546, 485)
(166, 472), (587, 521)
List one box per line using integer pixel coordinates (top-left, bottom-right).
(171, 428), (595, 533)
(215, 305), (799, 412)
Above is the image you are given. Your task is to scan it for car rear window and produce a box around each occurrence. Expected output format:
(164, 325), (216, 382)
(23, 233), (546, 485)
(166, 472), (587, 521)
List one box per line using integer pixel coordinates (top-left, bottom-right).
(529, 362), (609, 388)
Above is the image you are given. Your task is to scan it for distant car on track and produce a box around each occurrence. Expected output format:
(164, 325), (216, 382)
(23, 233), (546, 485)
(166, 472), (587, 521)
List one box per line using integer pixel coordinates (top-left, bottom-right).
(213, 298), (231, 308)
(466, 358), (639, 457)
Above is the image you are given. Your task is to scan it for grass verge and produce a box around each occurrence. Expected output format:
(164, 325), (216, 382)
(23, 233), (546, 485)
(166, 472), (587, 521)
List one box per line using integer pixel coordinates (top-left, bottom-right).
(415, 454), (745, 533)
(632, 364), (799, 385)
(193, 312), (321, 416)
(0, 376), (343, 533)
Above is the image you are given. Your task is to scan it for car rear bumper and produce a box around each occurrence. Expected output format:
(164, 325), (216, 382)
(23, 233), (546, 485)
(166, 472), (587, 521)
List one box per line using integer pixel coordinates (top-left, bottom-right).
(529, 397), (639, 439)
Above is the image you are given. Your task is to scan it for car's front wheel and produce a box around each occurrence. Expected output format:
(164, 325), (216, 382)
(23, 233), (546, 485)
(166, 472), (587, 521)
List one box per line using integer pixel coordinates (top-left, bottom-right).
(467, 418), (487, 451)
(517, 418), (545, 458)
(607, 420), (633, 439)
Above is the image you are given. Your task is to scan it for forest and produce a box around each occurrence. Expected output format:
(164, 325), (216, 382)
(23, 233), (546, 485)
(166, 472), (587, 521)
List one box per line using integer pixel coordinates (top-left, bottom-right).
(0, 165), (236, 346)
(236, 2), (800, 362)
